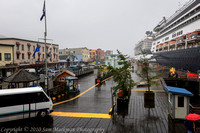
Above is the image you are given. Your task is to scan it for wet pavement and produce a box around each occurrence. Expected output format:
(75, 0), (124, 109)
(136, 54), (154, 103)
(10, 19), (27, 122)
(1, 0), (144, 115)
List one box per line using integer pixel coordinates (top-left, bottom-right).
(0, 69), (189, 133)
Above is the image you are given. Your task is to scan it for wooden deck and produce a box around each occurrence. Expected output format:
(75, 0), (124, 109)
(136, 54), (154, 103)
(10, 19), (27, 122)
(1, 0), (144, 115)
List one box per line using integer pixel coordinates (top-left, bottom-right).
(52, 86), (187, 133)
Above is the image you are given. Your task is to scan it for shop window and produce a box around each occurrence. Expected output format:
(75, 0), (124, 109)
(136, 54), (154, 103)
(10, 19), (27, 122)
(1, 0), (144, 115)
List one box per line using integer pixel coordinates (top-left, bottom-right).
(178, 96), (184, 107)
(4, 53), (11, 61)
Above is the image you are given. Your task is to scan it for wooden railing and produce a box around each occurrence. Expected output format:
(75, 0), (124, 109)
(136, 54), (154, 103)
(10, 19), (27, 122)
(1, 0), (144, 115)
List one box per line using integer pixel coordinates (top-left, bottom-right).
(47, 83), (66, 98)
(189, 104), (200, 114)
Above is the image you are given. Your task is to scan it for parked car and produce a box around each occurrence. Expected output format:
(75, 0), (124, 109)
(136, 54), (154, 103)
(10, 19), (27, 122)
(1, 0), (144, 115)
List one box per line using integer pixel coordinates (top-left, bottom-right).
(38, 68), (53, 74)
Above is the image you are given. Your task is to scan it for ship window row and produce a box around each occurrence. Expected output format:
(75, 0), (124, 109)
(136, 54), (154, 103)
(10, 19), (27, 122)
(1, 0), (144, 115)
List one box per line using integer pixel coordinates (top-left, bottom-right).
(157, 14), (200, 41)
(160, 6), (200, 35)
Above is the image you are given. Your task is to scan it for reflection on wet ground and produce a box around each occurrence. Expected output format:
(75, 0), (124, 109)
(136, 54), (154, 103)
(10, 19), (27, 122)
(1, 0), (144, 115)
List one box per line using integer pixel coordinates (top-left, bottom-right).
(0, 116), (54, 133)
(0, 69), (190, 133)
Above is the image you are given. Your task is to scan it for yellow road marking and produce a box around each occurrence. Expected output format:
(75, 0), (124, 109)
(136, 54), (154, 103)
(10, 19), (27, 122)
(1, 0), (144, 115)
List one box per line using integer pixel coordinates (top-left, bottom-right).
(101, 76), (113, 83)
(53, 84), (98, 106)
(51, 112), (111, 119)
(132, 89), (164, 92)
(53, 75), (114, 106)
(136, 79), (160, 85)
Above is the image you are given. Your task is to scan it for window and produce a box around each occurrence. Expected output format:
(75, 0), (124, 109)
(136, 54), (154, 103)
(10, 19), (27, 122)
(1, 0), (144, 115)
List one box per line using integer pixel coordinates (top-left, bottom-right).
(28, 46), (30, 51)
(4, 53), (11, 61)
(38, 54), (40, 60)
(0, 92), (49, 107)
(42, 47), (44, 52)
(178, 96), (184, 107)
(33, 46), (35, 51)
(60, 77), (65, 81)
(22, 53), (24, 59)
(16, 45), (19, 50)
(35, 92), (49, 102)
(0, 53), (1, 61)
(17, 54), (20, 59)
(22, 45), (24, 51)
(28, 54), (30, 59)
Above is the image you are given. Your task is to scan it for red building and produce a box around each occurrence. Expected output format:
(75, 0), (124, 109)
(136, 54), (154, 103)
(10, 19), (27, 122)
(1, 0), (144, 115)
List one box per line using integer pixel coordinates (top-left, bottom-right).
(56, 70), (75, 84)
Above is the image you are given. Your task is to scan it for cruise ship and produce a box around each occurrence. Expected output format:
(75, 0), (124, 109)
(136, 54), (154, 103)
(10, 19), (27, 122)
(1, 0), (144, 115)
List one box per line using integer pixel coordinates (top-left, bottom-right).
(151, 0), (200, 73)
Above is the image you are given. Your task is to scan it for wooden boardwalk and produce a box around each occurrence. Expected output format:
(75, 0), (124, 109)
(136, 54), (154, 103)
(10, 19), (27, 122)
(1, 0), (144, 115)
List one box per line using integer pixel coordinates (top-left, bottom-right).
(52, 86), (187, 133)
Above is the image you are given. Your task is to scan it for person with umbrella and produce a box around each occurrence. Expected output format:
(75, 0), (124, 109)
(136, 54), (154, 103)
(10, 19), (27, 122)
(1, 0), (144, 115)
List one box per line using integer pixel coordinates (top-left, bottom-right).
(185, 113), (200, 133)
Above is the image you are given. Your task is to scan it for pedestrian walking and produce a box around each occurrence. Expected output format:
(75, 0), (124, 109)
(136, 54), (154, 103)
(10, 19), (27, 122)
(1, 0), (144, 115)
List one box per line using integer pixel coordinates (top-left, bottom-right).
(186, 120), (195, 133)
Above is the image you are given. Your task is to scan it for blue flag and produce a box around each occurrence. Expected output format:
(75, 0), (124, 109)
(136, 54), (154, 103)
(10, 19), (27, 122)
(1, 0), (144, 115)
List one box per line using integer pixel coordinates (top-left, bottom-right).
(32, 44), (40, 57)
(40, 1), (45, 21)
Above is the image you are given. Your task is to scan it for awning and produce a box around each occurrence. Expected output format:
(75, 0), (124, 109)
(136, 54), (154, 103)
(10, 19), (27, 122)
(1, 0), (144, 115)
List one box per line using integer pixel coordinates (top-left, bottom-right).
(165, 86), (193, 96)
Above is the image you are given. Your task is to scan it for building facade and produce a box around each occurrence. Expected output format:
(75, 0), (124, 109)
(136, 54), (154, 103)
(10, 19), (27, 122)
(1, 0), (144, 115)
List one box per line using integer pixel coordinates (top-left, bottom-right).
(88, 50), (97, 62)
(105, 50), (113, 56)
(105, 54), (123, 68)
(59, 47), (89, 62)
(0, 38), (59, 65)
(0, 44), (14, 66)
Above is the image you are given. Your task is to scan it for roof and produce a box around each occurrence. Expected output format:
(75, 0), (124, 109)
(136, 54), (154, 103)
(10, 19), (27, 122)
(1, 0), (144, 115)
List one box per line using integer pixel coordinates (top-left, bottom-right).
(0, 87), (43, 96)
(165, 86), (193, 96)
(0, 43), (14, 47)
(4, 69), (40, 83)
(66, 76), (78, 80)
(0, 38), (58, 46)
(56, 70), (75, 78)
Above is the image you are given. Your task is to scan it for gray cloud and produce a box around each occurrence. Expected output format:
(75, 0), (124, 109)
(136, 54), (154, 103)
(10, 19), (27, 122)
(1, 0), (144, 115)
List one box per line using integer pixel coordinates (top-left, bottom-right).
(0, 0), (188, 56)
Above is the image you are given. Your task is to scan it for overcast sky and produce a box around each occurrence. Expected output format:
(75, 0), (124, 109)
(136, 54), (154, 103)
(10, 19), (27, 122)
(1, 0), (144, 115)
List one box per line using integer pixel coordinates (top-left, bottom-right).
(0, 0), (188, 56)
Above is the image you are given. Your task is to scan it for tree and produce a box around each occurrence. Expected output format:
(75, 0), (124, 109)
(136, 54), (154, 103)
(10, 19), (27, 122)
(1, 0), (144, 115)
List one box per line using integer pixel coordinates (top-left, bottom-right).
(108, 50), (135, 98)
(135, 50), (162, 91)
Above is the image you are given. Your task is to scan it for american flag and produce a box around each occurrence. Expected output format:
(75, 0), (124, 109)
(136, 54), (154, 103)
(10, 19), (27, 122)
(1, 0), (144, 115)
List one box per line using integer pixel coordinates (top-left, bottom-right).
(40, 1), (45, 21)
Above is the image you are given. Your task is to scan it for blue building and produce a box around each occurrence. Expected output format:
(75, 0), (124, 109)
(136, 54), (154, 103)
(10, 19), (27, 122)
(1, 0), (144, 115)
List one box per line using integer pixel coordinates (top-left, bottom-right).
(105, 54), (123, 68)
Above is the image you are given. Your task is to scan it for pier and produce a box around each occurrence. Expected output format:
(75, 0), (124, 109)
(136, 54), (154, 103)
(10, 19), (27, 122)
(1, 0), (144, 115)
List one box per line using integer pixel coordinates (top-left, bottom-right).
(0, 69), (191, 133)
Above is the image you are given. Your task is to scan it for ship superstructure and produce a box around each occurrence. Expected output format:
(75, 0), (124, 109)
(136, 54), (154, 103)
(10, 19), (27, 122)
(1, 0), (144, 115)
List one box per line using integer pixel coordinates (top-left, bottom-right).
(134, 32), (154, 61)
(152, 0), (200, 73)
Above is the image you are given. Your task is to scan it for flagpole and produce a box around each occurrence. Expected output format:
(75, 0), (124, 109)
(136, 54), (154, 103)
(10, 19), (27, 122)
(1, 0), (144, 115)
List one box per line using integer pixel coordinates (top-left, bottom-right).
(44, 0), (48, 92)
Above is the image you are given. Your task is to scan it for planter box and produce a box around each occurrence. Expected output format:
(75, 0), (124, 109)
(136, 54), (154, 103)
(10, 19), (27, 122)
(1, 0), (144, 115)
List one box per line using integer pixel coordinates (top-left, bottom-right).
(144, 91), (155, 108)
(123, 90), (131, 103)
(117, 98), (128, 116)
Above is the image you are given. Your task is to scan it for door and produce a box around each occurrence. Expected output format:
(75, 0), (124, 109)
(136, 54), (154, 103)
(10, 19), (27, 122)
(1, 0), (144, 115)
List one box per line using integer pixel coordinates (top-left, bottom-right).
(175, 95), (187, 119)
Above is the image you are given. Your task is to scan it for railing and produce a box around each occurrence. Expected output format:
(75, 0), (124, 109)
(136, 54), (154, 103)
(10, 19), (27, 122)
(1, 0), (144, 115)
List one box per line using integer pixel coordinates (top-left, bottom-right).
(189, 104), (200, 114)
(47, 83), (66, 98)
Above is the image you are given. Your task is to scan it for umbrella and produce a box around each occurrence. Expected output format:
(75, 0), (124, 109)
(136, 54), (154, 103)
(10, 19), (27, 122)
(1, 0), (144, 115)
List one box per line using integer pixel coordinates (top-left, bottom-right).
(185, 113), (200, 121)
